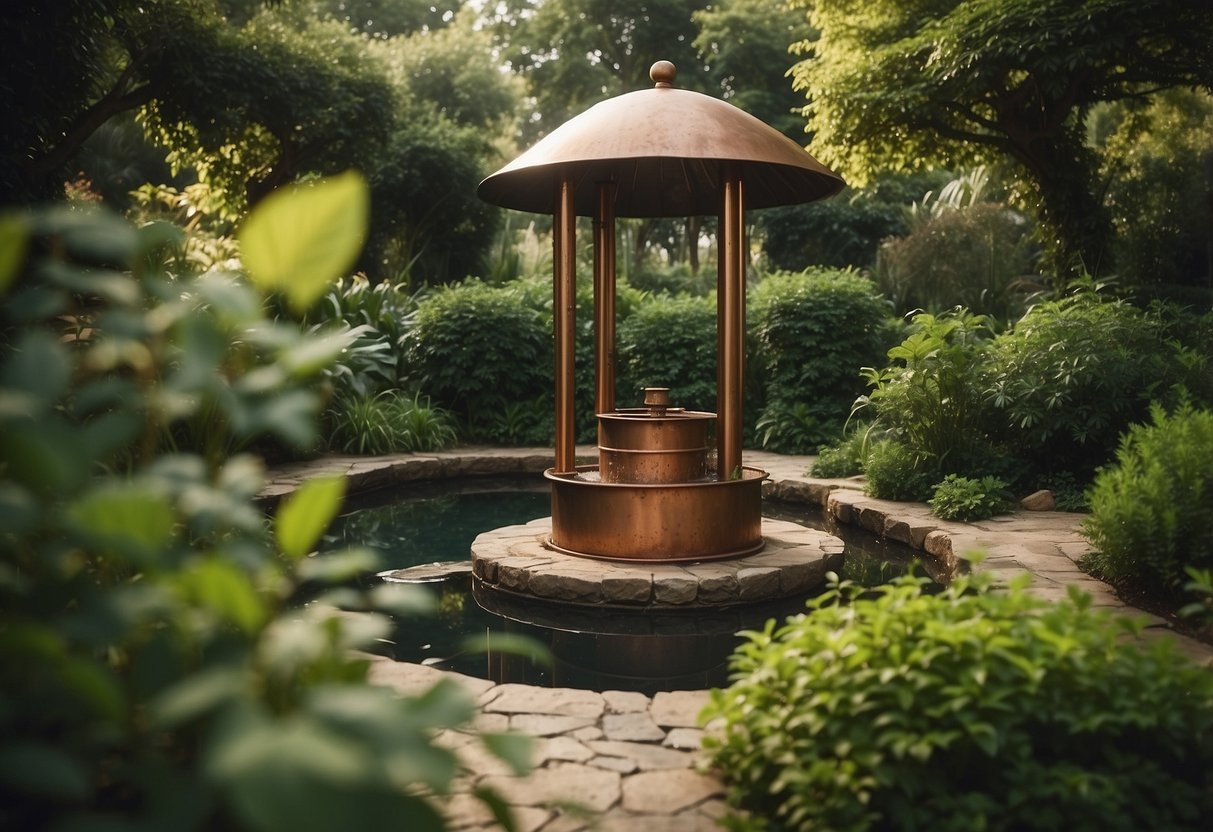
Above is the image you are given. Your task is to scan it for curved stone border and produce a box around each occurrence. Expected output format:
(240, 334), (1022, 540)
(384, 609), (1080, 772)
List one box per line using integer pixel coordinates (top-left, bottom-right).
(471, 517), (844, 609)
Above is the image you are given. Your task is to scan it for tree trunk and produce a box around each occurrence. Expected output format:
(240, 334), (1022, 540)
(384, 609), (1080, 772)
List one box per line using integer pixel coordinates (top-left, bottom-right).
(687, 215), (701, 275)
(1005, 131), (1113, 279)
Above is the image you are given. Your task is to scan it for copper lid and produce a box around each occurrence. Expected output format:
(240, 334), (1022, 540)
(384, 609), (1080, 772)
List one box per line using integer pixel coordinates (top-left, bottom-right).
(478, 61), (845, 217)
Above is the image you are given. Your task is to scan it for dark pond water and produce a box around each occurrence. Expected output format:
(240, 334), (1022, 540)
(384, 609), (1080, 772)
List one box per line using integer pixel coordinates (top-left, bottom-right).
(321, 475), (927, 694)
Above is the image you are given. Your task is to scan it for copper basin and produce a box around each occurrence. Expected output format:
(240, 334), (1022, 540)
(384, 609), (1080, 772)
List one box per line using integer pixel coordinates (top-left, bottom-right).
(597, 408), (713, 484)
(545, 465), (767, 562)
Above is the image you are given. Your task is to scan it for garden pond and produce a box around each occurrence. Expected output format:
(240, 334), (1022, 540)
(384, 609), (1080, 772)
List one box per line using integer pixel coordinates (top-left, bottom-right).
(321, 475), (929, 694)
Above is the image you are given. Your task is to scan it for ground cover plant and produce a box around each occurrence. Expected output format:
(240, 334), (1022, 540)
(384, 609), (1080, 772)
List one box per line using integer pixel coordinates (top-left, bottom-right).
(929, 474), (1012, 522)
(0, 177), (530, 831)
(702, 569), (1213, 831)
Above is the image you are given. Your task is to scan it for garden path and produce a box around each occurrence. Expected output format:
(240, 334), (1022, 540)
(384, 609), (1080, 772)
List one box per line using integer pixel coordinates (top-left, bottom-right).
(261, 448), (1213, 831)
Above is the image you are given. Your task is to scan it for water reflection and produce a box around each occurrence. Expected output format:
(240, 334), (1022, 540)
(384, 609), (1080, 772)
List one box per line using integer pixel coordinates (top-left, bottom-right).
(332, 477), (933, 693)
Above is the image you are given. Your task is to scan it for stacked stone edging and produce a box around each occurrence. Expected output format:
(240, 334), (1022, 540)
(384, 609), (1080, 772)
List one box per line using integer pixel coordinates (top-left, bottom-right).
(470, 517), (844, 608)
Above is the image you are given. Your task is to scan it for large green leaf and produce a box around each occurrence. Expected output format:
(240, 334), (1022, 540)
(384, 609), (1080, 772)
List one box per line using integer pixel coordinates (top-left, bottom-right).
(275, 476), (346, 561)
(238, 172), (369, 314)
(178, 557), (268, 634)
(68, 484), (176, 566)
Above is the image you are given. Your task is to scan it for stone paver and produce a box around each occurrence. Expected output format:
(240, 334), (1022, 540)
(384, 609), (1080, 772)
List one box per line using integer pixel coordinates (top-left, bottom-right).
(263, 447), (1213, 830)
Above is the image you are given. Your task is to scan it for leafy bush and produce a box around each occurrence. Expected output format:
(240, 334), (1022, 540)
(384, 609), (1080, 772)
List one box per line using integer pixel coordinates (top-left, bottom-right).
(0, 182), (528, 830)
(929, 473), (1011, 521)
(702, 571), (1213, 831)
(1082, 401), (1213, 599)
(617, 293), (718, 412)
(755, 400), (836, 455)
(482, 396), (554, 446)
(856, 309), (998, 483)
(326, 391), (458, 455)
(627, 260), (716, 297)
(874, 174), (1037, 319)
(403, 279), (550, 436)
(756, 172), (943, 272)
(750, 268), (894, 452)
(862, 439), (935, 502)
(985, 286), (1205, 477)
(810, 427), (870, 478)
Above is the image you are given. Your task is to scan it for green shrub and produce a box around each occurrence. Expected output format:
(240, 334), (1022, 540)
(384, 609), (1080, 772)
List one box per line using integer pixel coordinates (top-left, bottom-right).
(403, 279), (550, 436)
(326, 391), (457, 455)
(874, 185), (1037, 319)
(750, 268), (894, 452)
(701, 571), (1213, 831)
(617, 293), (718, 412)
(627, 260), (715, 297)
(303, 274), (421, 399)
(810, 428), (869, 479)
(756, 172), (941, 272)
(0, 187), (529, 830)
(985, 286), (1205, 477)
(862, 439), (934, 502)
(929, 473), (1011, 521)
(1082, 401), (1213, 599)
(856, 308), (998, 483)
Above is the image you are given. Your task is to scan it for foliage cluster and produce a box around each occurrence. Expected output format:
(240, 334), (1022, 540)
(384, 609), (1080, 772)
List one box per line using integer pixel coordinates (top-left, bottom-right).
(876, 200), (1036, 320)
(984, 288), (1207, 476)
(809, 427), (869, 479)
(1082, 401), (1213, 600)
(791, 0), (1213, 273)
(325, 392), (457, 456)
(1098, 89), (1213, 299)
(855, 309), (999, 493)
(402, 279), (550, 439)
(860, 439), (937, 503)
(831, 284), (1212, 504)
(617, 293), (719, 414)
(929, 474), (1011, 522)
(0, 183), (528, 830)
(701, 570), (1213, 831)
(750, 269), (894, 453)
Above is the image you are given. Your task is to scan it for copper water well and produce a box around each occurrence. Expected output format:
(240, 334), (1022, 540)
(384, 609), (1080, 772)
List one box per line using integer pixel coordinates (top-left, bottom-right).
(478, 60), (845, 562)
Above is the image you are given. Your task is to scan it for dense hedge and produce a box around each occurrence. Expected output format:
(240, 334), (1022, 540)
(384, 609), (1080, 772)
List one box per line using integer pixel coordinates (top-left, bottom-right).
(750, 268), (895, 452)
(702, 571), (1213, 831)
(402, 279), (550, 439)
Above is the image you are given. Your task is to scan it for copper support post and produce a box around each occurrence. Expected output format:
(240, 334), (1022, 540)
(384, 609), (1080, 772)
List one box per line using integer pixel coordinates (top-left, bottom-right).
(553, 174), (577, 474)
(593, 182), (617, 421)
(717, 165), (745, 481)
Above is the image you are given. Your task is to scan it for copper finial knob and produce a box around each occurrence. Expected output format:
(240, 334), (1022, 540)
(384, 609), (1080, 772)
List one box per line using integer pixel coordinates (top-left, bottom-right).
(643, 387), (671, 416)
(650, 61), (676, 88)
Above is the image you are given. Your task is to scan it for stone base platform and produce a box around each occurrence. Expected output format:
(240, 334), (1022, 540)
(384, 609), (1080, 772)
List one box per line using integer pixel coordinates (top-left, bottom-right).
(471, 517), (845, 608)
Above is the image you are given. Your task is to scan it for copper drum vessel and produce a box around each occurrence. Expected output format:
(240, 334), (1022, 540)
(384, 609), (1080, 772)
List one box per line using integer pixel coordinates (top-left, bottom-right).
(598, 408), (713, 483)
(545, 465), (766, 562)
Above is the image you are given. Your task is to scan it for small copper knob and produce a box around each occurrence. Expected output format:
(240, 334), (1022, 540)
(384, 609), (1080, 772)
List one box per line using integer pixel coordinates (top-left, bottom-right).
(644, 387), (670, 416)
(650, 61), (676, 88)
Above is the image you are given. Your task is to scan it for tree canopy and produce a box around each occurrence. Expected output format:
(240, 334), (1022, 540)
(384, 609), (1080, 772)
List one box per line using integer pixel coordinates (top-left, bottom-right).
(791, 0), (1213, 273)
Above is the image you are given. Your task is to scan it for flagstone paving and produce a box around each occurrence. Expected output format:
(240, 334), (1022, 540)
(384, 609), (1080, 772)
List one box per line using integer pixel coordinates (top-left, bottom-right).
(262, 447), (1213, 830)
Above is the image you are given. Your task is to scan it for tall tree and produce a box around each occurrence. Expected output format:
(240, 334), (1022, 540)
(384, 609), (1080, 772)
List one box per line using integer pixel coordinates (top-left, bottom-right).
(790, 0), (1213, 274)
(693, 0), (810, 139)
(500, 0), (710, 139)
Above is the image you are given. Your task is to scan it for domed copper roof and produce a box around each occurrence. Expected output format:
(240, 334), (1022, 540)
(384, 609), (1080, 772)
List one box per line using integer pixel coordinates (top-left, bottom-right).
(478, 61), (845, 217)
